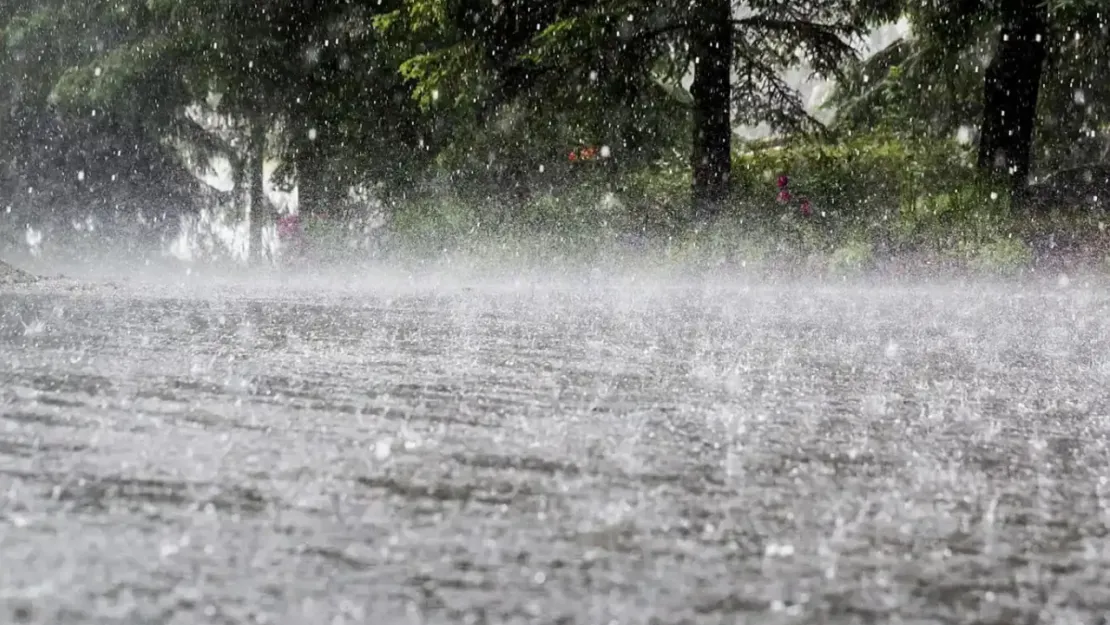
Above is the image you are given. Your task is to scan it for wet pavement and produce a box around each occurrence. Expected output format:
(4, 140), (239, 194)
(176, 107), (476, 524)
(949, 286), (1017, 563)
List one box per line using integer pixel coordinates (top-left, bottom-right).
(1, 272), (1110, 624)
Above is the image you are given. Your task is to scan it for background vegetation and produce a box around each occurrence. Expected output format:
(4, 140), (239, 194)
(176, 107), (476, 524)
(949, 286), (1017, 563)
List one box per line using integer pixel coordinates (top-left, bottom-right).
(0, 0), (1107, 272)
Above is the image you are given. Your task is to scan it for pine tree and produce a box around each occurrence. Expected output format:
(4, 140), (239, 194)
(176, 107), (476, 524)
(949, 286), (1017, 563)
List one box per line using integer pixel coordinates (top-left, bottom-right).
(827, 0), (1110, 201)
(383, 0), (864, 220)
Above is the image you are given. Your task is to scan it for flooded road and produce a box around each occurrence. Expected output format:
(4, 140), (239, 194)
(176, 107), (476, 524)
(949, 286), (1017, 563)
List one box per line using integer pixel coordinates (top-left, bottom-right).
(2, 273), (1110, 624)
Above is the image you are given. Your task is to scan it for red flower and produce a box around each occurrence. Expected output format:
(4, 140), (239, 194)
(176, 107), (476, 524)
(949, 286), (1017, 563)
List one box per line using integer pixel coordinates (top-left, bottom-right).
(568, 151), (577, 162)
(777, 175), (789, 189)
(799, 199), (812, 216)
(777, 190), (792, 203)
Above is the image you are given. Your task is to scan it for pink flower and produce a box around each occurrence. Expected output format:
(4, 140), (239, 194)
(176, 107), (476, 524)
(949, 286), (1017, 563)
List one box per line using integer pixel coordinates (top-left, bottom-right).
(777, 190), (792, 203)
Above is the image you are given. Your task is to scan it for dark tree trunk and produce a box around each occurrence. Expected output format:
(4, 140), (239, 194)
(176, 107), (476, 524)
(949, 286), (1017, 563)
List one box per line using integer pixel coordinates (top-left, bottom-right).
(248, 121), (268, 263)
(231, 148), (250, 264)
(689, 0), (733, 222)
(976, 1), (1048, 205)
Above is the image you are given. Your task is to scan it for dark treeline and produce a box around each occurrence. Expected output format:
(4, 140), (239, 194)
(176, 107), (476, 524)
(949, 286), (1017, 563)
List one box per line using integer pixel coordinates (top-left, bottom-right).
(0, 0), (1107, 260)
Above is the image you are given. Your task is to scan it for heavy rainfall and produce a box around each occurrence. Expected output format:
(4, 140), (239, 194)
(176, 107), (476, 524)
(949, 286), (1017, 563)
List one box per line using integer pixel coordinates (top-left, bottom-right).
(1, 0), (1110, 623)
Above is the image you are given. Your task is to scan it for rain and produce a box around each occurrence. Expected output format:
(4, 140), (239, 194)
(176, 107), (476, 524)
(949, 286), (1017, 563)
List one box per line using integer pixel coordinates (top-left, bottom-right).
(2, 0), (1110, 623)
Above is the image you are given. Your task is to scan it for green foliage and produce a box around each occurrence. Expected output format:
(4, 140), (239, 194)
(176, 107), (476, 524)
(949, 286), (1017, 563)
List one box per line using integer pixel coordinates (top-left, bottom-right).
(1, 0), (429, 224)
(349, 130), (1056, 274)
(828, 0), (1110, 174)
(733, 132), (980, 230)
(382, 0), (870, 195)
(895, 182), (1011, 250)
(0, 0), (1104, 276)
(0, 0), (201, 216)
(828, 239), (875, 273)
(620, 162), (692, 230)
(966, 237), (1032, 273)
(711, 131), (1035, 270)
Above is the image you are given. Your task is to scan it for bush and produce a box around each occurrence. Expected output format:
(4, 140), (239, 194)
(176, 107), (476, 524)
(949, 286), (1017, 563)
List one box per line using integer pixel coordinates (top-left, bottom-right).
(728, 132), (1035, 263)
(966, 237), (1032, 273)
(311, 130), (1108, 274)
(734, 132), (979, 220)
(829, 239), (875, 273)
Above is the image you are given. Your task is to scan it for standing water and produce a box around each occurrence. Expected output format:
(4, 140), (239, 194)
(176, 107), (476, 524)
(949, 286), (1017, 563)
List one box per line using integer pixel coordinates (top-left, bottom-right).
(1, 270), (1108, 624)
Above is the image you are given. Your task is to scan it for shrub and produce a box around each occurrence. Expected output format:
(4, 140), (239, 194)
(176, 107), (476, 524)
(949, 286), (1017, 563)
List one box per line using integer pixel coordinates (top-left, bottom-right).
(310, 129), (1106, 273)
(730, 132), (1028, 260)
(734, 132), (979, 219)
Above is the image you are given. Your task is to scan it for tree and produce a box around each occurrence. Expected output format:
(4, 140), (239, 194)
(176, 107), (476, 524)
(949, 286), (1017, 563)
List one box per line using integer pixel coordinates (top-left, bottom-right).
(43, 0), (428, 261)
(690, 0), (733, 220)
(0, 0), (200, 228)
(976, 0), (1048, 199)
(827, 0), (1110, 201)
(383, 0), (863, 220)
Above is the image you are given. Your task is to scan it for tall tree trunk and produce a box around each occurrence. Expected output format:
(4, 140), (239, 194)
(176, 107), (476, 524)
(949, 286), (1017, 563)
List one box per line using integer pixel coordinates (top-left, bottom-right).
(976, 1), (1048, 206)
(248, 120), (268, 264)
(690, 0), (733, 222)
(232, 149), (249, 264)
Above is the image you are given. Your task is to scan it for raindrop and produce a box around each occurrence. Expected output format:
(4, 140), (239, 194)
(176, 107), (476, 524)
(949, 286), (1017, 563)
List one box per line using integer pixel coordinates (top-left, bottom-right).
(374, 438), (392, 461)
(764, 542), (795, 557)
(883, 341), (900, 359)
